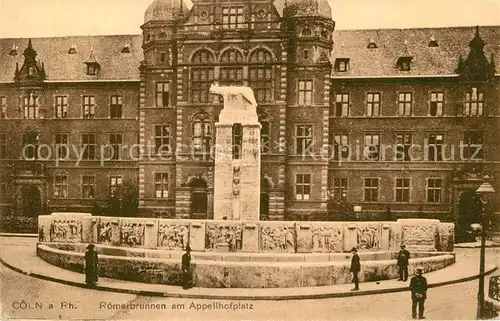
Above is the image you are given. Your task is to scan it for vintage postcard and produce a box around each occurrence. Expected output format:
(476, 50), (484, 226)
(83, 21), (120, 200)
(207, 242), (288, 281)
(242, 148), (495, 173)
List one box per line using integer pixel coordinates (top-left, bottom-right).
(1, 0), (500, 320)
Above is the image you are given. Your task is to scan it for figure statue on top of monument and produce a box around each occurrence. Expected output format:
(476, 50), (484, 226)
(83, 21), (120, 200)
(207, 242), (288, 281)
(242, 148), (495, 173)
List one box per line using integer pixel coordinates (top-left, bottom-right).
(209, 82), (258, 109)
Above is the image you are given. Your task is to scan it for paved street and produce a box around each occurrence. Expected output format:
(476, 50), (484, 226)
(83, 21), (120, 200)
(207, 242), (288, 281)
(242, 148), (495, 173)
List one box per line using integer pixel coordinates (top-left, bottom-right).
(1, 246), (499, 320)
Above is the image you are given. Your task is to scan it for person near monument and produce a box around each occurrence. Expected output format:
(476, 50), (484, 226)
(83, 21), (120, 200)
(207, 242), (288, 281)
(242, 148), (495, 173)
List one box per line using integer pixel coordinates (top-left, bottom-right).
(350, 247), (360, 291)
(84, 244), (98, 286)
(397, 244), (411, 281)
(181, 246), (192, 289)
(409, 267), (428, 319)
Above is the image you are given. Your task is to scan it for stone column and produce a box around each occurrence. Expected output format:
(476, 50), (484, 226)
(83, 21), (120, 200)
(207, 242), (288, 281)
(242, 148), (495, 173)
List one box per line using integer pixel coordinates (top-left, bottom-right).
(213, 123), (233, 220)
(239, 124), (261, 221)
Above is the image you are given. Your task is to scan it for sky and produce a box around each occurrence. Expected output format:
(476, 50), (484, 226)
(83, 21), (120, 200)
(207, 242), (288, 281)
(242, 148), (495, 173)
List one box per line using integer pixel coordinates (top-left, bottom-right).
(0, 0), (499, 38)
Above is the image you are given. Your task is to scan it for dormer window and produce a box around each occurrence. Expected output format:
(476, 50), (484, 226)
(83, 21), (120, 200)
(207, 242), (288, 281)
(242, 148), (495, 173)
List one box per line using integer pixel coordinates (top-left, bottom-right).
(87, 64), (97, 75)
(121, 44), (131, 54)
(367, 39), (378, 49)
(397, 57), (412, 71)
(28, 66), (35, 76)
(428, 36), (439, 47)
(335, 58), (350, 72)
(68, 45), (77, 54)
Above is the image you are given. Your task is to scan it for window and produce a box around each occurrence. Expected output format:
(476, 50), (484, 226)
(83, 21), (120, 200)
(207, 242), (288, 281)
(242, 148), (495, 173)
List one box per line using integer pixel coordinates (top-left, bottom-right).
(55, 134), (69, 159)
(295, 124), (313, 155)
(81, 134), (96, 160)
(192, 113), (212, 154)
(298, 80), (313, 106)
(366, 93), (380, 117)
(54, 175), (68, 198)
(191, 50), (215, 104)
(109, 176), (122, 197)
(0, 96), (6, 119)
(82, 176), (95, 199)
(364, 134), (380, 161)
(332, 178), (348, 201)
(395, 178), (410, 202)
(464, 87), (484, 116)
(82, 96), (95, 119)
(87, 64), (97, 76)
(220, 49), (244, 86)
(55, 96), (68, 119)
(427, 133), (444, 161)
(110, 95), (123, 119)
(398, 92), (412, 116)
(249, 49), (273, 103)
(222, 7), (244, 29)
(427, 178), (442, 203)
(259, 114), (271, 154)
(232, 123), (242, 159)
(335, 58), (349, 72)
(398, 57), (412, 71)
(396, 133), (412, 162)
(463, 131), (483, 160)
(22, 132), (39, 159)
(28, 66), (35, 76)
(0, 133), (6, 159)
(155, 82), (170, 108)
(333, 133), (349, 160)
(155, 173), (168, 198)
(154, 125), (171, 155)
(364, 178), (379, 202)
(429, 92), (444, 116)
(23, 93), (39, 119)
(295, 174), (311, 200)
(335, 93), (349, 117)
(109, 133), (123, 160)
(0, 174), (6, 198)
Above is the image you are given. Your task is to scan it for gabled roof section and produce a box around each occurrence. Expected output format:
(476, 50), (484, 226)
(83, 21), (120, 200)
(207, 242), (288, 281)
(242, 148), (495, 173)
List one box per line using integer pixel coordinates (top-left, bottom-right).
(1, 35), (142, 82)
(331, 26), (500, 78)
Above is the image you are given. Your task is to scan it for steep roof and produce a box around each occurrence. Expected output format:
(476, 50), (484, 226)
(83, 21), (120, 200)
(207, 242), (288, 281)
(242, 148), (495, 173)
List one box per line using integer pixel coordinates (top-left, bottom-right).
(274, 0), (332, 19)
(0, 35), (143, 82)
(331, 26), (500, 78)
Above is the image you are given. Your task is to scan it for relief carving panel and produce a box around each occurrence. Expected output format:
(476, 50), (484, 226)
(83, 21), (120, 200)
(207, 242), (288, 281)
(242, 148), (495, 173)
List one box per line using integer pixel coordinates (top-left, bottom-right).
(50, 220), (82, 243)
(158, 223), (189, 250)
(260, 226), (296, 252)
(311, 226), (343, 252)
(402, 225), (435, 246)
(206, 224), (242, 252)
(356, 224), (380, 250)
(121, 222), (145, 247)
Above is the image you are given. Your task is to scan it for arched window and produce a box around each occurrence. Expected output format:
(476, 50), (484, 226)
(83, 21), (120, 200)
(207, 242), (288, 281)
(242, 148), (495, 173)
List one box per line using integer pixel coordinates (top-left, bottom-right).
(190, 178), (208, 219)
(249, 49), (273, 103)
(191, 49), (215, 103)
(192, 113), (213, 154)
(259, 113), (271, 154)
(219, 49), (244, 86)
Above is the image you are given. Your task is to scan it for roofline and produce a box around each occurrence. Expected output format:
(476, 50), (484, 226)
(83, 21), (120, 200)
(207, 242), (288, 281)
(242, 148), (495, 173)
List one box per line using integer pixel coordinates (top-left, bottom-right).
(331, 74), (460, 79)
(0, 79), (140, 84)
(334, 24), (500, 32)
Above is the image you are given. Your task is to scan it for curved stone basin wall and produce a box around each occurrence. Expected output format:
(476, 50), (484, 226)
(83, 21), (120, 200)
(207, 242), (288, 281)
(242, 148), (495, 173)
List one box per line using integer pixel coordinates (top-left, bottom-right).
(37, 243), (455, 288)
(38, 213), (455, 253)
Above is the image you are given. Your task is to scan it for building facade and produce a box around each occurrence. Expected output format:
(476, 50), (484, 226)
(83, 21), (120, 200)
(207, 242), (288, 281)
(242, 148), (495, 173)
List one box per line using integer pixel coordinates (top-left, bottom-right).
(0, 0), (498, 224)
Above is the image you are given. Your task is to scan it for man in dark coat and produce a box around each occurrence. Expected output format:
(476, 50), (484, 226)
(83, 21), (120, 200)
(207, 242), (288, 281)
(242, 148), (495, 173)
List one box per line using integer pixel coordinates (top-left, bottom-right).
(409, 267), (428, 319)
(350, 247), (360, 291)
(181, 246), (192, 289)
(397, 244), (411, 281)
(84, 244), (98, 286)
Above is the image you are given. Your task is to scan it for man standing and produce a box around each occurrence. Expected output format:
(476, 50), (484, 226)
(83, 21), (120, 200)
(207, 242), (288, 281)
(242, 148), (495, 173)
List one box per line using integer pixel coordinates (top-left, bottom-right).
(410, 267), (428, 319)
(397, 244), (410, 281)
(350, 247), (360, 291)
(181, 246), (192, 290)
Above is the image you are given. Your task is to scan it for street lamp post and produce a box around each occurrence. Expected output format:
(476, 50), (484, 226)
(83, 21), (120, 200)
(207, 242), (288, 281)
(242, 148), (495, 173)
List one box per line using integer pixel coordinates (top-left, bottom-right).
(475, 176), (496, 320)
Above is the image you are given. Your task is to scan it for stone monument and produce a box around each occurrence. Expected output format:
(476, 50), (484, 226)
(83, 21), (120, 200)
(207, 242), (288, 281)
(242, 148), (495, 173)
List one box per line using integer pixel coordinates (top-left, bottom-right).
(209, 83), (261, 221)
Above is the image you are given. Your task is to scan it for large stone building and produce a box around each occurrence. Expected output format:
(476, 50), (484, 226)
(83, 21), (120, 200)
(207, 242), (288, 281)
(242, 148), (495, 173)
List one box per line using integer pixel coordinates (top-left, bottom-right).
(0, 0), (499, 224)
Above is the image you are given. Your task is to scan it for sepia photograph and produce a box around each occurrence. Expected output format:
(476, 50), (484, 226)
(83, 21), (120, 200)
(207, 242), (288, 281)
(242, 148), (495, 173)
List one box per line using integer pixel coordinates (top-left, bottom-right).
(0, 0), (500, 320)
